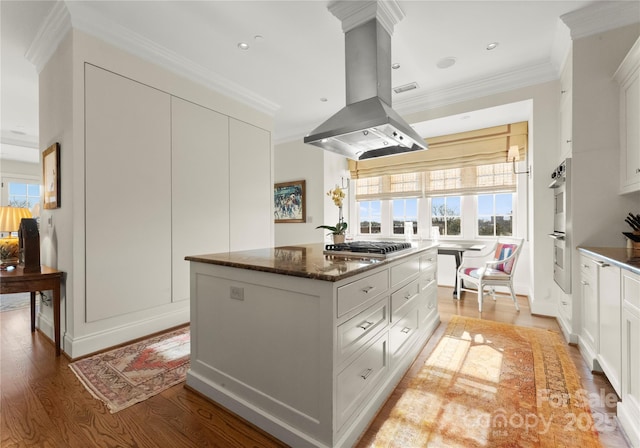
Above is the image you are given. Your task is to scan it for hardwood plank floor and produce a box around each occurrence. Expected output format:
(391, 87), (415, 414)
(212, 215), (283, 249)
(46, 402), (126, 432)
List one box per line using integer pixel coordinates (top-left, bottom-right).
(0, 288), (631, 447)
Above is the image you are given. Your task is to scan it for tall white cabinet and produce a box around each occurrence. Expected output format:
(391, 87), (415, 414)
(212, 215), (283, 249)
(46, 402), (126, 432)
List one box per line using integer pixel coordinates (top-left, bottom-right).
(84, 63), (272, 328)
(85, 64), (173, 321)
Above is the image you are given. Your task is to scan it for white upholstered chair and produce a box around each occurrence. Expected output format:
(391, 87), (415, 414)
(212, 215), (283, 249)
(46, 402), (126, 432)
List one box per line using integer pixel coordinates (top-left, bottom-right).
(456, 238), (523, 312)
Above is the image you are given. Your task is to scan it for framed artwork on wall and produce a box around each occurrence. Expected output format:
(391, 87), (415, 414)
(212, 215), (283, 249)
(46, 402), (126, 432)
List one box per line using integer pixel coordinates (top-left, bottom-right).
(43, 142), (60, 209)
(274, 180), (306, 223)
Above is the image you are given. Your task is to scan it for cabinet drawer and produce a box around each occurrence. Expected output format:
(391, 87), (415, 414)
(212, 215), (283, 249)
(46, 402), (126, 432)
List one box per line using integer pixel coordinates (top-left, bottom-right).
(622, 270), (640, 310)
(336, 333), (387, 429)
(337, 270), (389, 317)
(580, 255), (597, 279)
(391, 257), (420, 288)
(559, 295), (572, 319)
(337, 297), (388, 365)
(391, 279), (419, 321)
(420, 249), (437, 272)
(389, 306), (419, 358)
(419, 286), (437, 326)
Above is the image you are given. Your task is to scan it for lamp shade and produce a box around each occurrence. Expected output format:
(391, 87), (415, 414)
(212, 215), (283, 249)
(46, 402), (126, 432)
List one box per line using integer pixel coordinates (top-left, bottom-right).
(0, 206), (32, 232)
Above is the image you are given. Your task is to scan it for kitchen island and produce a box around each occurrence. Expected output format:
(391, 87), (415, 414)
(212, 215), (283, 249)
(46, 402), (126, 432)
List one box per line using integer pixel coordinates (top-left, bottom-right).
(185, 242), (439, 448)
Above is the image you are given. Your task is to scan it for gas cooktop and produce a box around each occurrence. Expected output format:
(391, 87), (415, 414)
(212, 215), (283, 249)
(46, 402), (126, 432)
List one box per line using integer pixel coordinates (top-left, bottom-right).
(324, 241), (414, 259)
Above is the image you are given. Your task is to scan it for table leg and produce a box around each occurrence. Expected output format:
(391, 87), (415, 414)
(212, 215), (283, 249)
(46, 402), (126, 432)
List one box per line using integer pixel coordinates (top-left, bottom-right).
(453, 251), (462, 298)
(53, 283), (61, 356)
(30, 291), (36, 332)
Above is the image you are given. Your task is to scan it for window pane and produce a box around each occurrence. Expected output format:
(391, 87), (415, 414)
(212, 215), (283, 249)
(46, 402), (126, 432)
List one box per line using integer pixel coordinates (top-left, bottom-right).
(27, 184), (40, 196)
(447, 217), (461, 235)
(392, 199), (404, 217)
(496, 216), (513, 236)
(9, 183), (26, 195)
(478, 217), (495, 236)
(431, 197), (444, 216)
(405, 198), (417, 220)
(447, 197), (461, 215)
(478, 195), (493, 215)
(393, 221), (404, 234)
(495, 193), (513, 215)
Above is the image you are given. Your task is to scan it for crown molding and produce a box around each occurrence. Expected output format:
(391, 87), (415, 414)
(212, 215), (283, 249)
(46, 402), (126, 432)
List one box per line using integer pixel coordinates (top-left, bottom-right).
(393, 60), (558, 115)
(27, 1), (279, 117)
(561, 1), (640, 40)
(328, 0), (404, 35)
(25, 1), (72, 73)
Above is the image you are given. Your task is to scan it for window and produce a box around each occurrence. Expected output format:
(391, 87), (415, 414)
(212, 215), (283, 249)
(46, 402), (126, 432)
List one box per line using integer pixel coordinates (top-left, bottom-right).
(359, 200), (381, 234)
(431, 196), (461, 236)
(392, 198), (418, 234)
(7, 182), (40, 209)
(478, 193), (513, 236)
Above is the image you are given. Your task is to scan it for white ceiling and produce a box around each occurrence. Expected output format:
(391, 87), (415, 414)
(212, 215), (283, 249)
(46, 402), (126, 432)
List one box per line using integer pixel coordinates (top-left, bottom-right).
(1, 0), (637, 164)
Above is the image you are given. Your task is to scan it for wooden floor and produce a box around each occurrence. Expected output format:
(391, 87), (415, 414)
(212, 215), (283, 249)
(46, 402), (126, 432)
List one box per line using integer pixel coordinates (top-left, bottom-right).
(0, 288), (631, 447)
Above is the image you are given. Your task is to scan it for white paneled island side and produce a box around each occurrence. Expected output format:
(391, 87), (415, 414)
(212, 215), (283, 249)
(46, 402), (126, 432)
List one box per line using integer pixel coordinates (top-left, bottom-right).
(185, 242), (440, 448)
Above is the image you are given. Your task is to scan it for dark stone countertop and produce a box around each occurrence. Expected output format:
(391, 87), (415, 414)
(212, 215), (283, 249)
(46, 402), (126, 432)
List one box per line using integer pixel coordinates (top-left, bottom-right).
(185, 241), (438, 282)
(578, 247), (640, 276)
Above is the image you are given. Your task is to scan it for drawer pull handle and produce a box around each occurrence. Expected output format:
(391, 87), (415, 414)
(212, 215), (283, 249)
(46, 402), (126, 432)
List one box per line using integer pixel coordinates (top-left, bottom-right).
(358, 321), (373, 331)
(636, 168), (640, 174)
(360, 368), (373, 380)
(581, 264), (589, 268)
(561, 301), (568, 305)
(404, 292), (412, 300)
(401, 327), (411, 334)
(361, 286), (374, 294)
(594, 261), (610, 268)
(581, 280), (588, 286)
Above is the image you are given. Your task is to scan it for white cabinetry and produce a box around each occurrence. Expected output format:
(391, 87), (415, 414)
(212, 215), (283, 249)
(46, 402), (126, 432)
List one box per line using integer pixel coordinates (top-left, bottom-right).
(559, 50), (573, 159)
(578, 255), (598, 368)
(619, 269), (640, 448)
(614, 37), (640, 194)
(171, 98), (230, 302)
(597, 261), (622, 396)
(187, 247), (439, 448)
(229, 119), (272, 251)
(85, 64), (172, 321)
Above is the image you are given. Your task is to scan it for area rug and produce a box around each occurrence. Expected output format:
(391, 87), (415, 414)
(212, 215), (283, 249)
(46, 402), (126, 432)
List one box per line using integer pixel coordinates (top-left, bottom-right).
(361, 316), (603, 447)
(69, 326), (190, 413)
(0, 293), (31, 312)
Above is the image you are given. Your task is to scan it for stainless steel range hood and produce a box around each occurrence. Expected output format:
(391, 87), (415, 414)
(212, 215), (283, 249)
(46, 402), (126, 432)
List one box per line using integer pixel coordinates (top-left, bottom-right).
(304, 3), (427, 160)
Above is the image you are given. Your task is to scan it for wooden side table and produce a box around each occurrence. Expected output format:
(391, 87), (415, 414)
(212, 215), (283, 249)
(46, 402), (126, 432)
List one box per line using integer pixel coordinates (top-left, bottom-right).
(0, 266), (64, 355)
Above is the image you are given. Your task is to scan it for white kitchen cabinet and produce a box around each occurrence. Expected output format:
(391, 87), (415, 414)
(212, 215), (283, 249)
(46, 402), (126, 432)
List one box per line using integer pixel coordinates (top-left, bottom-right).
(619, 269), (640, 448)
(614, 37), (640, 194)
(597, 261), (621, 395)
(229, 119), (272, 251)
(578, 254), (599, 369)
(85, 64), (172, 322)
(559, 49), (573, 159)
(171, 98), (230, 302)
(187, 245), (439, 448)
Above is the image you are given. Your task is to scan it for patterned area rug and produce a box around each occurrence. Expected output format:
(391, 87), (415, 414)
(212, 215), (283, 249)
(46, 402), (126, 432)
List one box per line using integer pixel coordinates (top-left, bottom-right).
(0, 293), (31, 312)
(70, 326), (190, 413)
(362, 316), (603, 447)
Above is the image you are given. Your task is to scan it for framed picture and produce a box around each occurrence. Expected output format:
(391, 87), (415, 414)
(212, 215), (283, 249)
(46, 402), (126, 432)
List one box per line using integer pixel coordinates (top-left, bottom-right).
(274, 180), (306, 223)
(43, 142), (60, 209)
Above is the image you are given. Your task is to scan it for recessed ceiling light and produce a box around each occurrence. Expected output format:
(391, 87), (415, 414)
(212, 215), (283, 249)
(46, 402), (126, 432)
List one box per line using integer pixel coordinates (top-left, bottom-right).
(238, 42), (250, 50)
(486, 42), (499, 50)
(391, 63), (401, 70)
(436, 57), (456, 69)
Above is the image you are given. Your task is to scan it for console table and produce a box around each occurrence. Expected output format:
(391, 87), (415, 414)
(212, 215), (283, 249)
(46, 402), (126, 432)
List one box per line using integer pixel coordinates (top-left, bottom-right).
(0, 266), (64, 356)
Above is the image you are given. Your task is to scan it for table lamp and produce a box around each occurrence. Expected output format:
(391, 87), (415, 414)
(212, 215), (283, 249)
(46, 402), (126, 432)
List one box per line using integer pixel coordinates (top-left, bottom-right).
(0, 206), (32, 269)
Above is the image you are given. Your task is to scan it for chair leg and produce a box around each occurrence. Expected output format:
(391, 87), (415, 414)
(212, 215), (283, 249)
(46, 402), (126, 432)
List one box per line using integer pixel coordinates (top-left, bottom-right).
(478, 282), (483, 312)
(456, 274), (462, 301)
(509, 285), (520, 311)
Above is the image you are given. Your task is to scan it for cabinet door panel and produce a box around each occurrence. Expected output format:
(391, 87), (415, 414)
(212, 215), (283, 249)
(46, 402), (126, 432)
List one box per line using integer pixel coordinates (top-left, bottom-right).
(85, 64), (171, 321)
(599, 264), (621, 395)
(229, 119), (271, 251)
(171, 98), (229, 302)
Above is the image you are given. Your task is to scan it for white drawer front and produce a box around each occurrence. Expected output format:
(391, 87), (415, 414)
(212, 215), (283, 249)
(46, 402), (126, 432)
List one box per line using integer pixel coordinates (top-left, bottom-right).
(337, 270), (389, 317)
(579, 255), (597, 279)
(391, 279), (419, 321)
(420, 249), (437, 271)
(337, 297), (388, 365)
(623, 270), (640, 310)
(389, 306), (419, 358)
(390, 257), (420, 288)
(336, 333), (387, 429)
(419, 285), (437, 326)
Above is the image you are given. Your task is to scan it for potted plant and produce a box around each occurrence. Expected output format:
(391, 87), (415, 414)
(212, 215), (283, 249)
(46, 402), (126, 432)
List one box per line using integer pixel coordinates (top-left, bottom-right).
(317, 186), (347, 244)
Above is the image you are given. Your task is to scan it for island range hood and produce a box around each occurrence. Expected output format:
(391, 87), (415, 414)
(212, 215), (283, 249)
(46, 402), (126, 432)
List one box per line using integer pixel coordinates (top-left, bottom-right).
(304, 1), (427, 160)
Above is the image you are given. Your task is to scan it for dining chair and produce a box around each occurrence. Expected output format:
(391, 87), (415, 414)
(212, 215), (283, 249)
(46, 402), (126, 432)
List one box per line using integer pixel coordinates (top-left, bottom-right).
(456, 238), (524, 312)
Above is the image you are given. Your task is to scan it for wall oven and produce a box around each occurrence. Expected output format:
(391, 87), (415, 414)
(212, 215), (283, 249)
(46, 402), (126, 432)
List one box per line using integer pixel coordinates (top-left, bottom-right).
(549, 159), (571, 293)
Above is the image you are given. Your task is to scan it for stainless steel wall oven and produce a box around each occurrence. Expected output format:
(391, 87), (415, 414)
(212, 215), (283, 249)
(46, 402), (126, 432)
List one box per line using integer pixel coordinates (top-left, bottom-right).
(549, 159), (571, 293)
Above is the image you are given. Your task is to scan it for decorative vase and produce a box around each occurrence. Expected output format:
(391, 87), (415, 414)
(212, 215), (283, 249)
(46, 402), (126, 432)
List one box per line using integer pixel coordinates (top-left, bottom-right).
(333, 234), (345, 244)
